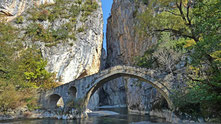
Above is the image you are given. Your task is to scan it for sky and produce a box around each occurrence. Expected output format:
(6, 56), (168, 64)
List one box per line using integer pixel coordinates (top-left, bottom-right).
(101, 0), (113, 49)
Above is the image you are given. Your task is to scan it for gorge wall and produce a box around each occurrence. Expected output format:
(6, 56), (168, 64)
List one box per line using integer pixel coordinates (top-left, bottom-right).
(99, 0), (158, 112)
(0, 0), (55, 21)
(0, 0), (103, 109)
(99, 0), (186, 113)
(0, 0), (103, 84)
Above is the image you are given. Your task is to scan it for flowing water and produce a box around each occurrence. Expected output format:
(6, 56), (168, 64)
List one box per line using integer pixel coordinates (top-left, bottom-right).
(0, 108), (168, 124)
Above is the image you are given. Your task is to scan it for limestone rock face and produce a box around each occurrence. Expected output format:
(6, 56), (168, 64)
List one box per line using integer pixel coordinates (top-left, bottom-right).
(105, 1), (152, 66)
(1, 0), (103, 83)
(0, 0), (103, 109)
(0, 0), (55, 21)
(99, 0), (156, 111)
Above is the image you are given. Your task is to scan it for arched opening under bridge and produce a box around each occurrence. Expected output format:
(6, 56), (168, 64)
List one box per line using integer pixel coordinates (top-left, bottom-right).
(68, 86), (77, 99)
(82, 71), (173, 111)
(49, 94), (64, 109)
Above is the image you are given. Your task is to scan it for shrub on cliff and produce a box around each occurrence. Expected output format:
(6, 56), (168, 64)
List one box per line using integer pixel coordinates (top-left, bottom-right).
(0, 46), (58, 111)
(0, 81), (38, 112)
(0, 22), (17, 42)
(18, 48), (58, 89)
(0, 24), (58, 111)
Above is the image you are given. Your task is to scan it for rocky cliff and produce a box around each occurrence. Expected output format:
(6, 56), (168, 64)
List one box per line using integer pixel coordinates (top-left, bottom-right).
(0, 0), (55, 21)
(99, 0), (156, 112)
(0, 0), (103, 84)
(0, 0), (103, 109)
(99, 0), (186, 113)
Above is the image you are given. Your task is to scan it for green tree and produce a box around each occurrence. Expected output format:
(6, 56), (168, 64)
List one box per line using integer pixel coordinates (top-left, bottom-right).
(0, 23), (58, 111)
(137, 0), (221, 119)
(18, 48), (57, 89)
(138, 0), (196, 40)
(185, 0), (221, 118)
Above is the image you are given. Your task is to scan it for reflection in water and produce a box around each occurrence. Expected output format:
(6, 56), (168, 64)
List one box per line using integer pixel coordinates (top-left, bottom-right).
(0, 108), (168, 124)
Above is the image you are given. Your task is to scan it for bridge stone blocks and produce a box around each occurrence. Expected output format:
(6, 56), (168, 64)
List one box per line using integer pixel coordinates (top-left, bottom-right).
(39, 74), (98, 109)
(39, 65), (174, 115)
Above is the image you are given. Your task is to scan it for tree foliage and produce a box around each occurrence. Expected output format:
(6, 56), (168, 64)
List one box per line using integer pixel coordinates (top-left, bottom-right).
(138, 0), (195, 39)
(137, 0), (221, 119)
(0, 23), (58, 111)
(136, 32), (185, 73)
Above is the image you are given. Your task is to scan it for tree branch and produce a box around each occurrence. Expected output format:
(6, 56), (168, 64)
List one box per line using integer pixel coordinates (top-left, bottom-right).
(176, 0), (187, 23)
(187, 75), (221, 92)
(0, 69), (7, 74)
(154, 28), (196, 39)
(186, 0), (192, 25)
(187, 75), (203, 83)
(165, 10), (182, 17)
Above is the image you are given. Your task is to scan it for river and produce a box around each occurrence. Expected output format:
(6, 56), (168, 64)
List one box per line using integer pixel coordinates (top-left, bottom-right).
(0, 108), (168, 124)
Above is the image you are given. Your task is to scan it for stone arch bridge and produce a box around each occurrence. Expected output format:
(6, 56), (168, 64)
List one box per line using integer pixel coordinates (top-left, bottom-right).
(40, 65), (174, 116)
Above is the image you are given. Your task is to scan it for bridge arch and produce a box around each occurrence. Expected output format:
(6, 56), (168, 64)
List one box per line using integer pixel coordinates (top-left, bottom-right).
(68, 86), (77, 99)
(49, 94), (64, 109)
(82, 66), (174, 111)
